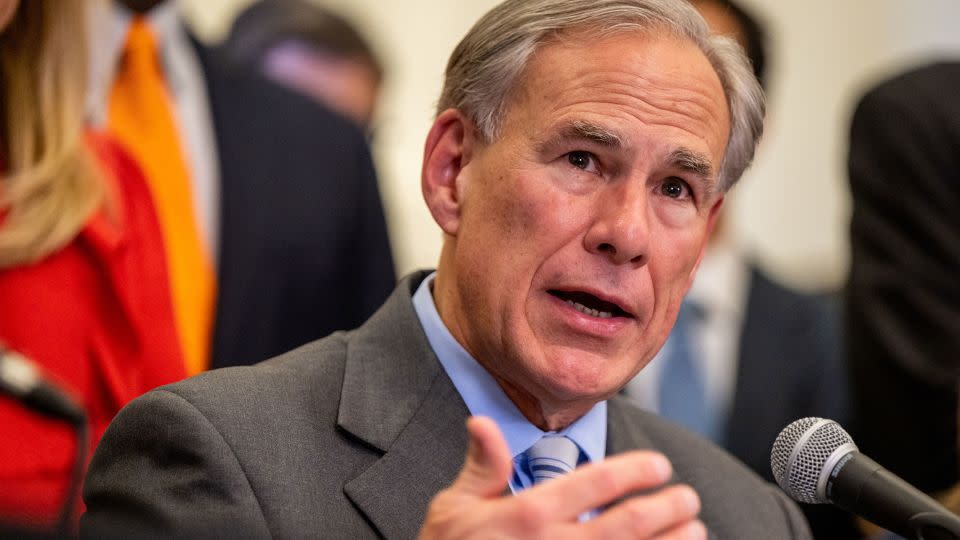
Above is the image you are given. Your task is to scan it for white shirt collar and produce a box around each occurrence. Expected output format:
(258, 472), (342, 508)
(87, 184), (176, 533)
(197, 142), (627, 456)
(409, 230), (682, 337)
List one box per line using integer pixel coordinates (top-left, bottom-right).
(410, 272), (607, 490)
(86, 1), (187, 126)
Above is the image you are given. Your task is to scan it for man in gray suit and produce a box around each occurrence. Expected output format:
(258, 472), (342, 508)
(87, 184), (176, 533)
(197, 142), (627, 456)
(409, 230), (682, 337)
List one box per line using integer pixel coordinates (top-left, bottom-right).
(81, 0), (811, 538)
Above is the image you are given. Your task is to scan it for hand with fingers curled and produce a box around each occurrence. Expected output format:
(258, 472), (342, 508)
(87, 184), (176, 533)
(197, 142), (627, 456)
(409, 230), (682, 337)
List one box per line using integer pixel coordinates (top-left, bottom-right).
(419, 417), (707, 540)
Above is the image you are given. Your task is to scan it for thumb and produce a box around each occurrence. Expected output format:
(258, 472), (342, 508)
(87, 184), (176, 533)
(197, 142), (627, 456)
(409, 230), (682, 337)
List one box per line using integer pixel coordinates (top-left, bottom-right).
(450, 416), (513, 498)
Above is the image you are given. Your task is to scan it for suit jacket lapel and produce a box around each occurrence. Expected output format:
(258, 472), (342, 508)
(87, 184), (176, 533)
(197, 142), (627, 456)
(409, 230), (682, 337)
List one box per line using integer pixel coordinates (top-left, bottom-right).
(337, 272), (471, 539)
(606, 396), (657, 455)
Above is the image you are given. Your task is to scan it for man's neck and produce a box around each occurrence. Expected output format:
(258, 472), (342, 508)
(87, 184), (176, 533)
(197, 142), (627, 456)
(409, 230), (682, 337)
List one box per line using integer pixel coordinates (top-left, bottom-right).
(492, 374), (596, 432)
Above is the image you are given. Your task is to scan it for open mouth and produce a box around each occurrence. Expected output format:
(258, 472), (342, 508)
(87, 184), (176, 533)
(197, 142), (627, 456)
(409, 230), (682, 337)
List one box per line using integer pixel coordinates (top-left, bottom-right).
(548, 290), (633, 319)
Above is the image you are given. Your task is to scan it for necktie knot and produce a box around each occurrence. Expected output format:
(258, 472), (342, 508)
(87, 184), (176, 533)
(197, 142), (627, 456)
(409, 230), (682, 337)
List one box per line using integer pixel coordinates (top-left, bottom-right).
(525, 435), (580, 485)
(122, 18), (163, 77)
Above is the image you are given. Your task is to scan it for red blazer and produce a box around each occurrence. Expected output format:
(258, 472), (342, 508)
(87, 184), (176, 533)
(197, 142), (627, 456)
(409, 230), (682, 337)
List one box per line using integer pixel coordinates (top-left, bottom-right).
(0, 133), (186, 529)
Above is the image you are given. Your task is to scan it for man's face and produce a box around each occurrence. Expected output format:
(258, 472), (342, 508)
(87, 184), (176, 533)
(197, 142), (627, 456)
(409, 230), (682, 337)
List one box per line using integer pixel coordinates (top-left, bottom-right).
(431, 30), (730, 425)
(0, 0), (19, 33)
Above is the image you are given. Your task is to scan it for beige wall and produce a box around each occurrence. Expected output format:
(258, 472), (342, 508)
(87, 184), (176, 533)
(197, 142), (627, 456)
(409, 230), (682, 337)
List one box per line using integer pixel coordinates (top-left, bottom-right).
(179, 0), (960, 289)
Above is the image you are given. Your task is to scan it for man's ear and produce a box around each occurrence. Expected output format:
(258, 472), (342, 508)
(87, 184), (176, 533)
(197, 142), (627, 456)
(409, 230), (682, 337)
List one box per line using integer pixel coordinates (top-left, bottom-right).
(422, 108), (478, 236)
(686, 195), (725, 288)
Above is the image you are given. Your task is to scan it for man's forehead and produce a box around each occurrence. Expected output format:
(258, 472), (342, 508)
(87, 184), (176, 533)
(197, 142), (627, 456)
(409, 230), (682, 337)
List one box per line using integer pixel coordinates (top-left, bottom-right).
(507, 31), (729, 164)
(510, 29), (726, 117)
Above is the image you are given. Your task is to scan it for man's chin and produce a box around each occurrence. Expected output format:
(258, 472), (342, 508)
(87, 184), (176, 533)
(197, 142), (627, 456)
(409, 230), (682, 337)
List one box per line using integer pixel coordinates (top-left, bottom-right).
(545, 346), (633, 385)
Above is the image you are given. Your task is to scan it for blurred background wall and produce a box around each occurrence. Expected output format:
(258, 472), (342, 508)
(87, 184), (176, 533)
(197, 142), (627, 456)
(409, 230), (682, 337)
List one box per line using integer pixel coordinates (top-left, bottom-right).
(177, 0), (960, 290)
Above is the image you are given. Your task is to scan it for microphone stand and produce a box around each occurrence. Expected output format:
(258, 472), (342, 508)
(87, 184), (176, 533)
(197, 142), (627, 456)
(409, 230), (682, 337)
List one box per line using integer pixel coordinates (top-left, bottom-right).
(906, 512), (960, 540)
(0, 347), (89, 537)
(57, 414), (89, 538)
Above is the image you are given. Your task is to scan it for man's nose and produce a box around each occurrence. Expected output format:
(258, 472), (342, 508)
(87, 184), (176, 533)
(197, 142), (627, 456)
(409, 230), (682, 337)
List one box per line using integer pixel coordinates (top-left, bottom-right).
(583, 183), (650, 266)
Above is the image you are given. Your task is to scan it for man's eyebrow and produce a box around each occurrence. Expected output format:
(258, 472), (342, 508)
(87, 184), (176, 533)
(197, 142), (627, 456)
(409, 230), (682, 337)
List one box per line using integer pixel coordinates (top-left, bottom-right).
(538, 120), (625, 153)
(668, 147), (717, 191)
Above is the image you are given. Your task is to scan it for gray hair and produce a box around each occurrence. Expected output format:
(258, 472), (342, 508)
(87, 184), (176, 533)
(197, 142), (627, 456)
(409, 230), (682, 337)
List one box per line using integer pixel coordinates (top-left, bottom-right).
(436, 0), (765, 191)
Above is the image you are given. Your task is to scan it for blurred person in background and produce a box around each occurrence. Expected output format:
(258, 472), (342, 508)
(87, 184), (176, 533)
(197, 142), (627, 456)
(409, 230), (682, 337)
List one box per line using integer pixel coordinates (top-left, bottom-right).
(0, 0), (185, 532)
(847, 61), (960, 538)
(623, 1), (852, 536)
(224, 0), (383, 130)
(88, 0), (396, 373)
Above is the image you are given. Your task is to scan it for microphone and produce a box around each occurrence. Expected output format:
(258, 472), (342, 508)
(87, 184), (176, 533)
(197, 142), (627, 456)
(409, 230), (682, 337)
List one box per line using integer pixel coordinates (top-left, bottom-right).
(771, 417), (960, 540)
(0, 346), (85, 424)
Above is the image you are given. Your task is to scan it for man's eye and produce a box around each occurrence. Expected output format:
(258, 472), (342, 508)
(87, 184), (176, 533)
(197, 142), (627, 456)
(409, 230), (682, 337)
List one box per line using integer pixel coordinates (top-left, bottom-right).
(660, 178), (690, 199)
(566, 151), (598, 172)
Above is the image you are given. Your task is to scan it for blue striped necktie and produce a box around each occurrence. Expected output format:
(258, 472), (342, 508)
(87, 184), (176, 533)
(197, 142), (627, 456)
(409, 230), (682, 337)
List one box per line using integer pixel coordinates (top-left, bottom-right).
(525, 435), (580, 484)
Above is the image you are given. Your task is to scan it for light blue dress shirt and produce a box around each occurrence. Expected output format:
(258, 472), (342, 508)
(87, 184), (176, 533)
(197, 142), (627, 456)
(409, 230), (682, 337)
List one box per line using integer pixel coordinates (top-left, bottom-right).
(412, 272), (607, 494)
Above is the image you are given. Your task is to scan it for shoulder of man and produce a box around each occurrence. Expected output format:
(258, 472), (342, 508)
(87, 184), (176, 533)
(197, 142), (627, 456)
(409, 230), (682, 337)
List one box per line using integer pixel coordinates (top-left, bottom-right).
(82, 276), (432, 537)
(81, 332), (366, 538)
(167, 332), (352, 410)
(862, 62), (960, 110)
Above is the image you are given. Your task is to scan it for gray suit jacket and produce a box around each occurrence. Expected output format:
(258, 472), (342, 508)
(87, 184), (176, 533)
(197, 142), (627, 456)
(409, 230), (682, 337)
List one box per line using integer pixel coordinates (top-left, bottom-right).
(82, 271), (811, 539)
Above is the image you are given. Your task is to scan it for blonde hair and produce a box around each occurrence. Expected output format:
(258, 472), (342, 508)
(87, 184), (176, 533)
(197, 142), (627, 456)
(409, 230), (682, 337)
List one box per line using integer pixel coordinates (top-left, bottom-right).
(0, 0), (105, 268)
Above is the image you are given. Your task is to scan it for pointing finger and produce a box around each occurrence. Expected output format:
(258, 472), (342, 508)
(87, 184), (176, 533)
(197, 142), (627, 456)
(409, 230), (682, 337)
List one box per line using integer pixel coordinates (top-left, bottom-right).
(448, 416), (514, 498)
(520, 450), (674, 521)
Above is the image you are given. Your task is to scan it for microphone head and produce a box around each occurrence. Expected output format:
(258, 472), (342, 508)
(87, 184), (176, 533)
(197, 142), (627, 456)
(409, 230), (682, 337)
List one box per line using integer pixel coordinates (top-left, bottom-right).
(771, 417), (858, 504)
(0, 348), (40, 397)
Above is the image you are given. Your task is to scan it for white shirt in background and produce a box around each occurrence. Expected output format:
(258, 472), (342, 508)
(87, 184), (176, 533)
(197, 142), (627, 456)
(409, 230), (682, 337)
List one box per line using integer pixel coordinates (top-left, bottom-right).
(86, 0), (221, 264)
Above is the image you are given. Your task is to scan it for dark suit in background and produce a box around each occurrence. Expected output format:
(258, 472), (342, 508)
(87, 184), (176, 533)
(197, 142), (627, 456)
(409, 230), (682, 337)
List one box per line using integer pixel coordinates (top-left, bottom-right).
(195, 42), (396, 368)
(93, 0), (396, 370)
(847, 62), (960, 494)
(82, 273), (811, 539)
(727, 267), (853, 539)
(726, 266), (846, 479)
